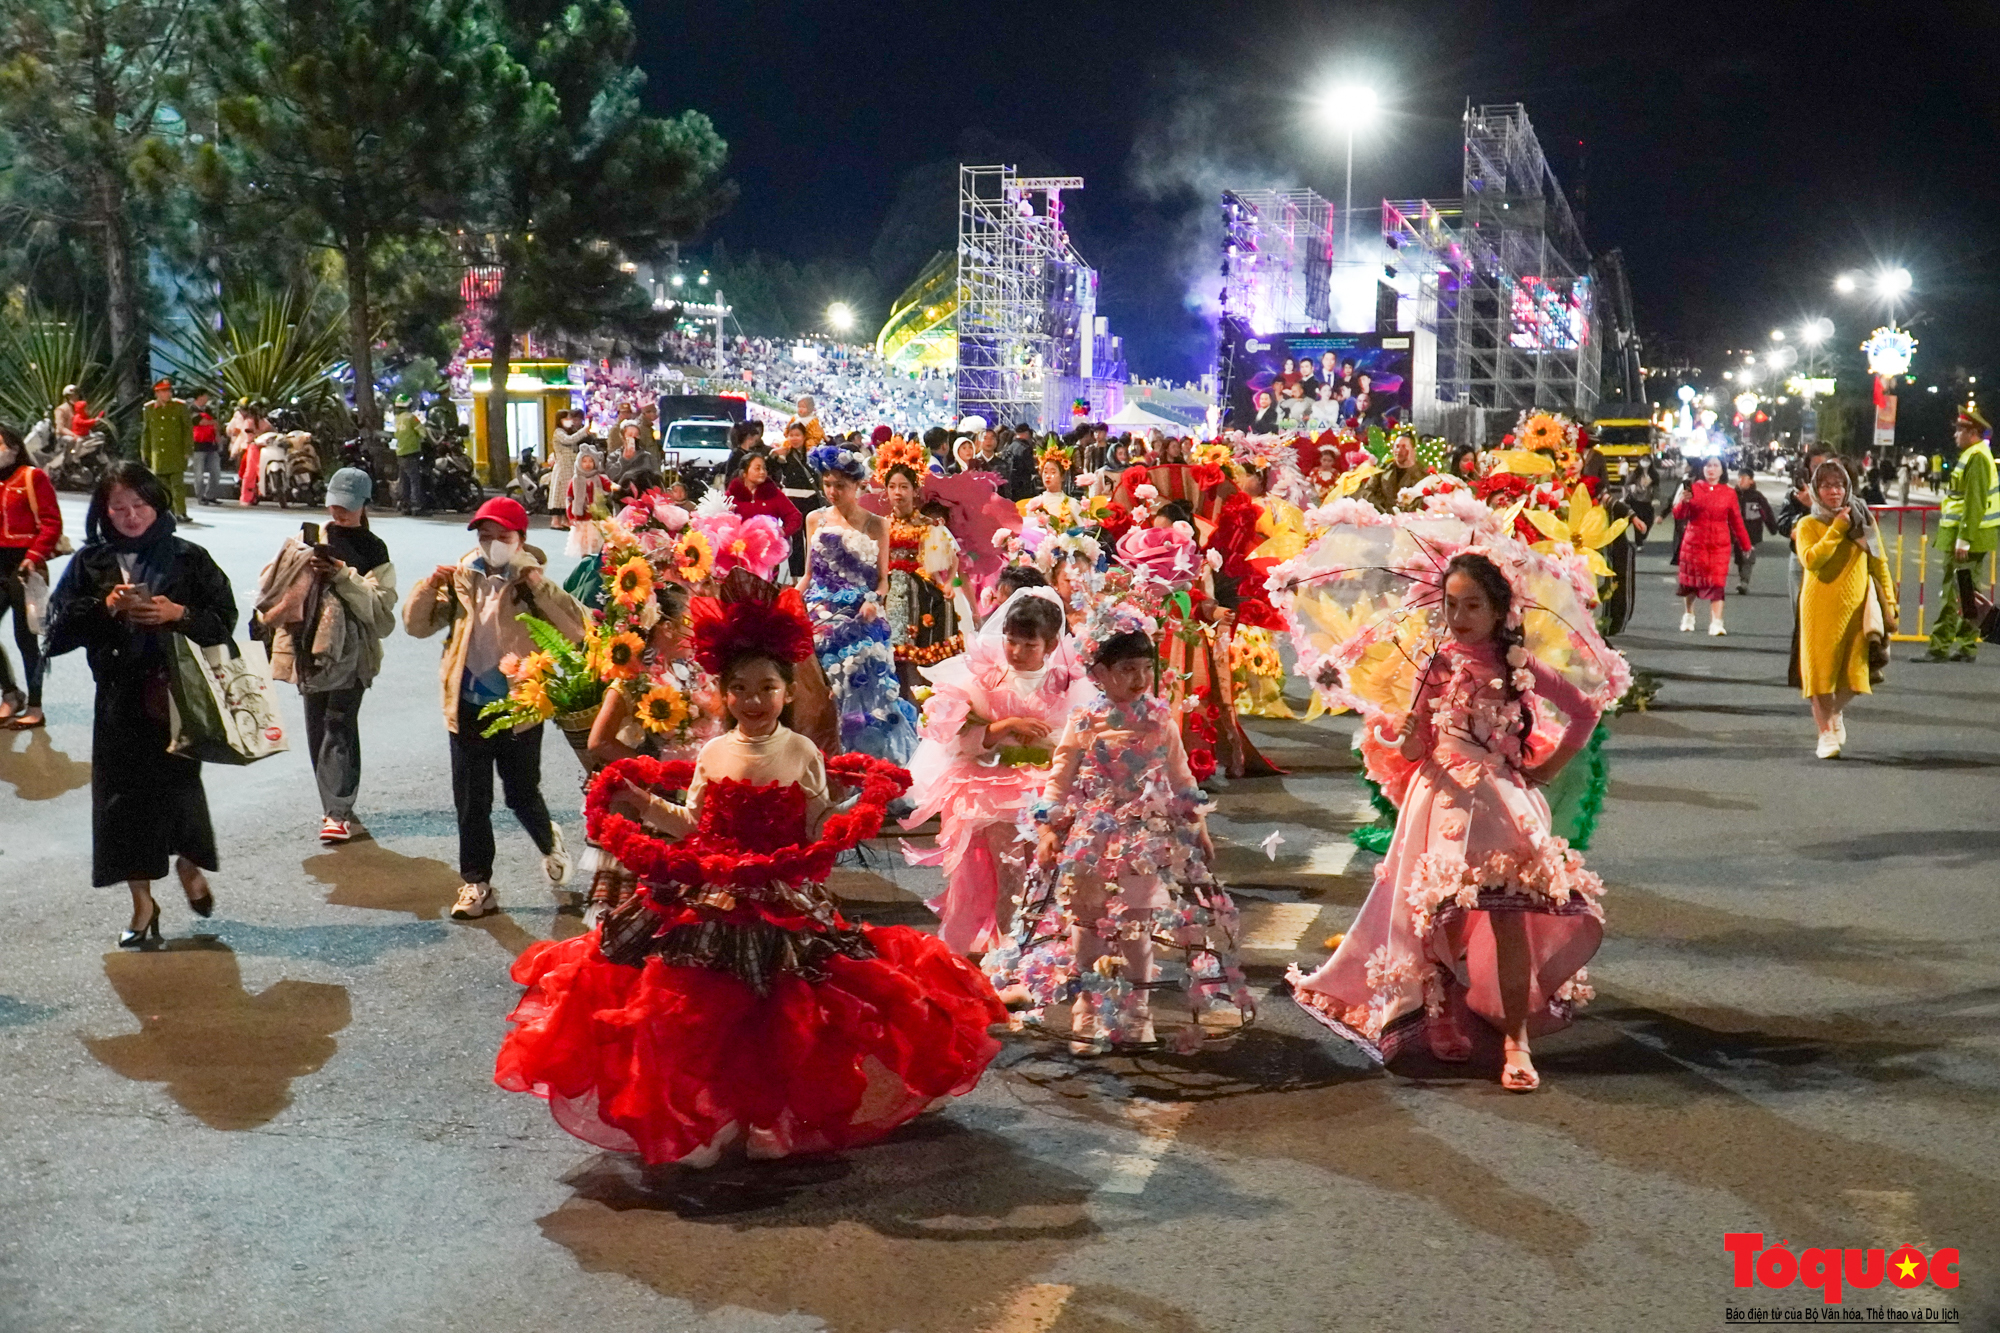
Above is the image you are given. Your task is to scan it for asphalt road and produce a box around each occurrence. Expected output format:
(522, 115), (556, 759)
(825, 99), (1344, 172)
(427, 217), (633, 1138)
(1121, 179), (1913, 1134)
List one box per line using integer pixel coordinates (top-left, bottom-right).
(1, 493), (1996, 1333)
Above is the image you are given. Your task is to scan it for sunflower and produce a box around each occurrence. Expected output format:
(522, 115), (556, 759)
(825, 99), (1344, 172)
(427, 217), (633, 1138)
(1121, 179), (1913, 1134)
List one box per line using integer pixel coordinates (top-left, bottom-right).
(634, 681), (689, 734)
(515, 676), (555, 719)
(1521, 413), (1564, 452)
(610, 556), (654, 609)
(594, 630), (647, 681)
(673, 529), (714, 584)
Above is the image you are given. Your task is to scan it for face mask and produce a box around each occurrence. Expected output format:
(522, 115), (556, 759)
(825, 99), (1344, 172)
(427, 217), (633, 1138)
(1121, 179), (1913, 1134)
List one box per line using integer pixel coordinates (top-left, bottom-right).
(480, 537), (519, 569)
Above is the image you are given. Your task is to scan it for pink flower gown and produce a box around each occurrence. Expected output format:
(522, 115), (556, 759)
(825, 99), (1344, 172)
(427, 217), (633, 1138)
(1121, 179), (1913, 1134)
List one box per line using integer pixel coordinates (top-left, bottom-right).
(1289, 638), (1605, 1062)
(901, 637), (1090, 953)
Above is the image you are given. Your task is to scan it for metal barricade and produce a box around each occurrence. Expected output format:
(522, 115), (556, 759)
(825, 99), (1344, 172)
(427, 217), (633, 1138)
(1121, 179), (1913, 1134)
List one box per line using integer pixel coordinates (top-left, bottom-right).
(1869, 505), (1999, 640)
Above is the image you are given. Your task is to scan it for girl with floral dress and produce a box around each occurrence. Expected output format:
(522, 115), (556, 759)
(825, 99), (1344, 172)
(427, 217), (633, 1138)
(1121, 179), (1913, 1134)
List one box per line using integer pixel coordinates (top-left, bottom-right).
(986, 604), (1253, 1054)
(1288, 551), (1609, 1091)
(902, 588), (1088, 955)
(801, 444), (919, 762)
(496, 583), (1005, 1165)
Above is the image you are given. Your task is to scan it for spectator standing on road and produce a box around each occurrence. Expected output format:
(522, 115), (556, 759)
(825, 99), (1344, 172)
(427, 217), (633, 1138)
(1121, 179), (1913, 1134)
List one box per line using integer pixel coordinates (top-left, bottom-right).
(0, 424), (62, 730)
(188, 389), (222, 506)
(140, 378), (193, 521)
(1926, 405), (1998, 662)
(726, 449), (803, 538)
(549, 409), (591, 531)
(43, 462), (236, 947)
(1673, 456), (1752, 635)
(402, 496), (586, 921)
(1732, 467), (1780, 594)
(393, 396), (428, 516)
(997, 426), (1038, 502)
(770, 422), (821, 578)
(254, 467), (397, 844)
(228, 399), (261, 505)
(1794, 460), (1895, 759)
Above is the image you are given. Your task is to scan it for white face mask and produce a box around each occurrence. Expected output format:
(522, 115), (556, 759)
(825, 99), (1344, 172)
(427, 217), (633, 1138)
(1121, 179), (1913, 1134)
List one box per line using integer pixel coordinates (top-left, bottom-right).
(480, 537), (520, 569)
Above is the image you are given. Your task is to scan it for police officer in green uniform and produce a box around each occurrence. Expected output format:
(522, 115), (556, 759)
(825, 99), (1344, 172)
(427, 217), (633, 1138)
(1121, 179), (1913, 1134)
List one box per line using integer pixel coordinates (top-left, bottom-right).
(1928, 404), (1999, 661)
(141, 377), (193, 520)
(393, 394), (429, 516)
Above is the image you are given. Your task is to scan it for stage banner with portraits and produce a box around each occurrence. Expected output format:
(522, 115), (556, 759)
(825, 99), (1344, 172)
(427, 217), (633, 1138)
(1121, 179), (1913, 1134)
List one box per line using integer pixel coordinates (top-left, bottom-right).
(1220, 318), (1413, 434)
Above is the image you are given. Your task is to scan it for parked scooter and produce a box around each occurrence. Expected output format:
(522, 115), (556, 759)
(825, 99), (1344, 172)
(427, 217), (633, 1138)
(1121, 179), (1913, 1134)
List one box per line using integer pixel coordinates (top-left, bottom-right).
(505, 449), (550, 514)
(338, 432), (397, 508)
(429, 434), (484, 513)
(284, 430), (325, 508)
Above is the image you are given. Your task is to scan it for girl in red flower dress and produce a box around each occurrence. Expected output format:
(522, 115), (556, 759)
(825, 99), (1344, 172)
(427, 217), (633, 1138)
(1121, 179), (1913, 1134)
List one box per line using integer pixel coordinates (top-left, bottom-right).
(495, 583), (1005, 1166)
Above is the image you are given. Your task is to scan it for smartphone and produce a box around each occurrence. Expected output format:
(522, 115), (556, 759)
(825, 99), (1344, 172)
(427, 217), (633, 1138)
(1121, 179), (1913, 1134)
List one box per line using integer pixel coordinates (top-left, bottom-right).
(301, 521), (322, 547)
(125, 581), (152, 604)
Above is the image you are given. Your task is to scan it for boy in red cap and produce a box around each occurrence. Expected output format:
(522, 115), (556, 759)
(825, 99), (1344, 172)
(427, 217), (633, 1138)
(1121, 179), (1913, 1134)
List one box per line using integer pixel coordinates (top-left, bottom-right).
(403, 496), (588, 919)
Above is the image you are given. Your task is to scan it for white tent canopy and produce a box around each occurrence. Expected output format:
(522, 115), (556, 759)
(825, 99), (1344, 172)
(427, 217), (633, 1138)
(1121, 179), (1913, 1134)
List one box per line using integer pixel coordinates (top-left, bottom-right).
(1103, 400), (1184, 430)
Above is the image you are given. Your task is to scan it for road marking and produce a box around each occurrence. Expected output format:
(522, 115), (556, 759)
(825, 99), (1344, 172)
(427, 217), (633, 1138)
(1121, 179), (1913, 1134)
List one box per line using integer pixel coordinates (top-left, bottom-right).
(1096, 1102), (1191, 1195)
(1305, 841), (1359, 876)
(1237, 900), (1322, 951)
(980, 1283), (1074, 1333)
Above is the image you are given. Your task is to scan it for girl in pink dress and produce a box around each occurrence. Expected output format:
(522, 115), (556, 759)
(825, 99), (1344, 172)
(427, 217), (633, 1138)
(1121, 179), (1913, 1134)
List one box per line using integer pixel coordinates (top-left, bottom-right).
(1288, 551), (1605, 1090)
(902, 587), (1088, 954)
(987, 602), (1253, 1054)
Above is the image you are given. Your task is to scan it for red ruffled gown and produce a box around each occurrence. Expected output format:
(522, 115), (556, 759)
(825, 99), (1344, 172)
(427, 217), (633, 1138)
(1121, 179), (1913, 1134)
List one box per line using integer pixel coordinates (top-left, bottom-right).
(496, 728), (1005, 1166)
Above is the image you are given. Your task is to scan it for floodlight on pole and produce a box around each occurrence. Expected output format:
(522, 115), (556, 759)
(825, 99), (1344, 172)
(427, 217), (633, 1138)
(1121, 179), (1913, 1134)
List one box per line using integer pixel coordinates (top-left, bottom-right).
(1833, 273), (1858, 295)
(1316, 82), (1380, 261)
(826, 301), (856, 334)
(1800, 317), (1832, 345)
(1876, 266), (1913, 297)
(1769, 328), (1785, 342)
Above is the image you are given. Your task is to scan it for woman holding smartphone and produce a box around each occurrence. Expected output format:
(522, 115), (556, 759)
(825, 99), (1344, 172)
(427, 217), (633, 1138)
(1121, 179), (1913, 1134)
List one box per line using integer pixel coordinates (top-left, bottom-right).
(44, 461), (238, 947)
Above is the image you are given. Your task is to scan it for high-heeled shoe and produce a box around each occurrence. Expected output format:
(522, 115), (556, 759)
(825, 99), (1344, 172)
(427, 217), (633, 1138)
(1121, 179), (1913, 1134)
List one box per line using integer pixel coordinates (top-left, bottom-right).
(177, 860), (214, 918)
(119, 901), (162, 949)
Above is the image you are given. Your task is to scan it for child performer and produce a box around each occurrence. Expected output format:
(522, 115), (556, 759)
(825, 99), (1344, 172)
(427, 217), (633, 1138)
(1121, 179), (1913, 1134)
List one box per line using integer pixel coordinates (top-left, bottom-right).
(989, 603), (1253, 1054)
(565, 448), (613, 557)
(1288, 551), (1606, 1091)
(902, 587), (1087, 955)
(497, 582), (1005, 1166)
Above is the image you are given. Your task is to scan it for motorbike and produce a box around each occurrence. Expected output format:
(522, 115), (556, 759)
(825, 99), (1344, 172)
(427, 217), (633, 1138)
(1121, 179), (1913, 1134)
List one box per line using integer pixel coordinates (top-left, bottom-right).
(429, 434), (484, 513)
(258, 431), (292, 506)
(26, 418), (112, 491)
(339, 432), (398, 508)
(284, 431), (325, 508)
(505, 449), (550, 514)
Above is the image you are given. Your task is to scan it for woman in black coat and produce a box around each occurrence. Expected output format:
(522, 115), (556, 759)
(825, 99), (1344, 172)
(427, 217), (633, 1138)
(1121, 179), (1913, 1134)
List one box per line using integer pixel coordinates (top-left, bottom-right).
(44, 461), (238, 946)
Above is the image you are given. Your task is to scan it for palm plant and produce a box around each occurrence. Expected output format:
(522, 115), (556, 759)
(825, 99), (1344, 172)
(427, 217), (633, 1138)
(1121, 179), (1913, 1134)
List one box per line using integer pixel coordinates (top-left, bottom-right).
(0, 302), (114, 432)
(158, 282), (348, 414)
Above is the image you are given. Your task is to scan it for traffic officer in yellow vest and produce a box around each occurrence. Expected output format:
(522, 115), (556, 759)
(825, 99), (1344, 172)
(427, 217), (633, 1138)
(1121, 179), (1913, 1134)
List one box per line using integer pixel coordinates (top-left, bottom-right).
(1928, 404), (1999, 661)
(141, 377), (194, 520)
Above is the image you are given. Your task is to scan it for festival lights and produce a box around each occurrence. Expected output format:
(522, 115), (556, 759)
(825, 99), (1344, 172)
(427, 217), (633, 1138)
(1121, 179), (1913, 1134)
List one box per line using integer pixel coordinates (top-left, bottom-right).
(826, 302), (857, 333)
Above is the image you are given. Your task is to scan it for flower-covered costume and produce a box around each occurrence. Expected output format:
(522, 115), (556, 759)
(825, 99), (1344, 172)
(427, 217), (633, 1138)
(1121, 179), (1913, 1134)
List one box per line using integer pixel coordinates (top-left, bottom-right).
(987, 689), (1253, 1051)
(901, 589), (1090, 953)
(885, 516), (962, 674)
(805, 520), (918, 762)
(1288, 638), (1604, 1062)
(497, 727), (1005, 1165)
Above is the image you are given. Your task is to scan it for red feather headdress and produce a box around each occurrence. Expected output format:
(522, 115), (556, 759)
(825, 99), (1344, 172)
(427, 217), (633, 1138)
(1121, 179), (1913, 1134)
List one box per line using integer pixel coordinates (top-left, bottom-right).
(689, 571), (814, 676)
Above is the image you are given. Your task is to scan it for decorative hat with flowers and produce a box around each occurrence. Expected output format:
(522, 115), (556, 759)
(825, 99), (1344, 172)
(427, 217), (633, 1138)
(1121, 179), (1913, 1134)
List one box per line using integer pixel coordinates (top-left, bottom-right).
(1075, 597), (1160, 666)
(870, 435), (930, 488)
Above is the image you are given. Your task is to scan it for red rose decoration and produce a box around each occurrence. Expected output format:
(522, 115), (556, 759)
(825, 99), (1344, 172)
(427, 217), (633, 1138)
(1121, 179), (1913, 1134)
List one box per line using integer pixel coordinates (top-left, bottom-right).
(1191, 463), (1225, 490)
(1188, 748), (1217, 783)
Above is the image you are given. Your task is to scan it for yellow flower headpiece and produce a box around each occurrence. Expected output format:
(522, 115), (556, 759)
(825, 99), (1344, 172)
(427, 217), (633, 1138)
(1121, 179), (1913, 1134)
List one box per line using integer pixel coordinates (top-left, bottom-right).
(1035, 440), (1075, 471)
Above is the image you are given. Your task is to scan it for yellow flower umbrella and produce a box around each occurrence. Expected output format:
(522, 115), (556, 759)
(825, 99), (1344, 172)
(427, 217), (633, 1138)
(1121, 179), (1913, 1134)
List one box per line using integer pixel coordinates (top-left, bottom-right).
(1522, 484), (1630, 580)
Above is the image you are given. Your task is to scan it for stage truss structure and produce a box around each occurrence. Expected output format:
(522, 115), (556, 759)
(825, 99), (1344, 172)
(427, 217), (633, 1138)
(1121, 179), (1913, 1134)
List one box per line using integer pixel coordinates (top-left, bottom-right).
(1384, 104), (1603, 443)
(955, 165), (1099, 429)
(1218, 188), (1335, 336)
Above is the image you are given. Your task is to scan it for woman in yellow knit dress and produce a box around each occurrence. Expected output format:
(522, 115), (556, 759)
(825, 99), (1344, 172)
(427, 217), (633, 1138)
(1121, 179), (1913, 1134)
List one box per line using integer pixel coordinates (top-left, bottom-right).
(1794, 460), (1896, 760)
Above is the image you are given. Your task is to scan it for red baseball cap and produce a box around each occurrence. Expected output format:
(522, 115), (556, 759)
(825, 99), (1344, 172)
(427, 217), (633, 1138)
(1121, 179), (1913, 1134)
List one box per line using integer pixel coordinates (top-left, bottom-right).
(467, 496), (530, 533)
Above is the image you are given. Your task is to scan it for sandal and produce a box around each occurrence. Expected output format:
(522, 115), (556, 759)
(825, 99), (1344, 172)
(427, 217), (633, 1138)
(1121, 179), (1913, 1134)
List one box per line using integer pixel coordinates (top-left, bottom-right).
(1427, 1010), (1472, 1063)
(8, 707), (44, 730)
(0, 690), (20, 725)
(1500, 1039), (1539, 1092)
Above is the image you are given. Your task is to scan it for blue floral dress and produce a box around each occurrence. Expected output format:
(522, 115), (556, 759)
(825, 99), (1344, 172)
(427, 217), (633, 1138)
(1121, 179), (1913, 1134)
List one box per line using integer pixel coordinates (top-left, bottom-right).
(805, 520), (919, 763)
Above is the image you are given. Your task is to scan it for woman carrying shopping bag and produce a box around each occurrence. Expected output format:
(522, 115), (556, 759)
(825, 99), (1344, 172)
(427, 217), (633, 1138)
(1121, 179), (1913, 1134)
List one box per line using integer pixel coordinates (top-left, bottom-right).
(43, 461), (238, 947)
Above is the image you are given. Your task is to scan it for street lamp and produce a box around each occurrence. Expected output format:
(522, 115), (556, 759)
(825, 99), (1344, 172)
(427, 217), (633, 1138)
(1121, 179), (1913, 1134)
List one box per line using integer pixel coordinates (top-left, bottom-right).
(1833, 273), (1858, 295)
(826, 301), (856, 335)
(1769, 328), (1785, 342)
(1315, 82), (1379, 260)
(1799, 317), (1832, 345)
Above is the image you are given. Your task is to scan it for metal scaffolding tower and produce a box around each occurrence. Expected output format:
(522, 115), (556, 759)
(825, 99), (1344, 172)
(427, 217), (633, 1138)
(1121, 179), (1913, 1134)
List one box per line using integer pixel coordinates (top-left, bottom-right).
(955, 165), (1092, 429)
(1385, 104), (1602, 444)
(1218, 188), (1335, 335)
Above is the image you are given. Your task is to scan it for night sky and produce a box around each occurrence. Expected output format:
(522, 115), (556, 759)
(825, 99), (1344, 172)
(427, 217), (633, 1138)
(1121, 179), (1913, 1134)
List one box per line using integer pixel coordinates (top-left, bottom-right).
(631, 0), (2000, 389)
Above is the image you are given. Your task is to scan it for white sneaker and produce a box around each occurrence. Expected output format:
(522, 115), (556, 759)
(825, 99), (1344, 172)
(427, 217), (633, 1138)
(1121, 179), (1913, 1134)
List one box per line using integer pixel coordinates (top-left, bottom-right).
(1708, 619), (1727, 636)
(1834, 714), (1847, 747)
(1815, 732), (1842, 760)
(1679, 612), (1696, 632)
(542, 825), (572, 888)
(450, 881), (497, 919)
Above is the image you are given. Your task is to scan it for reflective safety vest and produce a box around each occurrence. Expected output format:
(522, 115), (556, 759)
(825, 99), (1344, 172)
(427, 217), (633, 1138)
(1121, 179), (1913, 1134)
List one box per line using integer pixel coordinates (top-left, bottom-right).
(1940, 441), (2000, 531)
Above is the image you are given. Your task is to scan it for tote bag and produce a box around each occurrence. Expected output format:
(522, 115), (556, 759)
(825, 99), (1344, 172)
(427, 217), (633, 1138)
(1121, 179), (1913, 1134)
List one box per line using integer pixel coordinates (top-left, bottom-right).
(167, 636), (290, 765)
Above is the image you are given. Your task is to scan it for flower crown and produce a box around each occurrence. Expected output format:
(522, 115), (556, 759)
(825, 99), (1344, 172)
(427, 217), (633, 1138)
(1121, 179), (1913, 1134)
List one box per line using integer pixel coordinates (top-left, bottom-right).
(687, 582), (814, 677)
(1076, 599), (1159, 666)
(808, 444), (867, 482)
(870, 435), (929, 487)
(1036, 440), (1075, 470)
